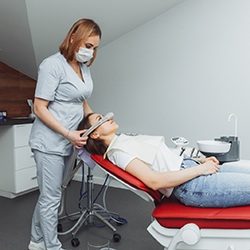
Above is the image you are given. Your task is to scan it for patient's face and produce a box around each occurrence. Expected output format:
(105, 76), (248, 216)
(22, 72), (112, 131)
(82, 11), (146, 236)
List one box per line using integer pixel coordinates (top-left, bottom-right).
(89, 113), (119, 136)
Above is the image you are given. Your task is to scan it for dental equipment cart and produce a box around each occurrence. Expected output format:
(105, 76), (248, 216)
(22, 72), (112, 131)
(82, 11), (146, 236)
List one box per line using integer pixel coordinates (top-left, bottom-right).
(57, 155), (122, 247)
(57, 113), (122, 247)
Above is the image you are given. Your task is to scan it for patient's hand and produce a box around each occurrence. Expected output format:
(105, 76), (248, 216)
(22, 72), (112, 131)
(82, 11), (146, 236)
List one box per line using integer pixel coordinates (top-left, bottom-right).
(199, 156), (219, 165)
(199, 160), (220, 175)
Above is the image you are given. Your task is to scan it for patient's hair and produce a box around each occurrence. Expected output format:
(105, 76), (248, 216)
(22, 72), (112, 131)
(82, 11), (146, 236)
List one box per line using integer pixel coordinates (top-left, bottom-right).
(78, 113), (108, 156)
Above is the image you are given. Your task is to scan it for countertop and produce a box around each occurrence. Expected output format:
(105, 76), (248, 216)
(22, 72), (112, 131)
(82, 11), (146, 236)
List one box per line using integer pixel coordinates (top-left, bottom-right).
(0, 117), (35, 126)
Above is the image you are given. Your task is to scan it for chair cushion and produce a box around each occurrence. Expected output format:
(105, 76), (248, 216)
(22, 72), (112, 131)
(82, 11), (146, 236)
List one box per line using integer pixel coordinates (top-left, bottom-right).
(152, 197), (250, 229)
(91, 154), (162, 203)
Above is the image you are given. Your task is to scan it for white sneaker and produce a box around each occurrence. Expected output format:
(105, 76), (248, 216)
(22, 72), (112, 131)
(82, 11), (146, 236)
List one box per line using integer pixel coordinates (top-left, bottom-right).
(28, 241), (46, 250)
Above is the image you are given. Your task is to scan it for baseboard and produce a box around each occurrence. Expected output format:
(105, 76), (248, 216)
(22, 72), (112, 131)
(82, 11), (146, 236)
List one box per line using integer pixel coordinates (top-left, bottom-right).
(0, 186), (38, 199)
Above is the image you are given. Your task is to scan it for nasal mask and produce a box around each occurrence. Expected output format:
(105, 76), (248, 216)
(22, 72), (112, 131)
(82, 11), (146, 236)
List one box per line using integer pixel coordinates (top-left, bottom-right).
(75, 47), (94, 63)
(82, 112), (114, 137)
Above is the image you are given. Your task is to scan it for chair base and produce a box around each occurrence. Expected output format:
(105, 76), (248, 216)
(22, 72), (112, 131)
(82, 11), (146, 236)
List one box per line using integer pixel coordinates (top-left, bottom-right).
(148, 219), (250, 250)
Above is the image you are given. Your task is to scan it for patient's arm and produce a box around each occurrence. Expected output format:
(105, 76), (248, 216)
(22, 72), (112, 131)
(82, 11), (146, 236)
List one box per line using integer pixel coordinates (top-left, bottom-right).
(125, 158), (219, 191)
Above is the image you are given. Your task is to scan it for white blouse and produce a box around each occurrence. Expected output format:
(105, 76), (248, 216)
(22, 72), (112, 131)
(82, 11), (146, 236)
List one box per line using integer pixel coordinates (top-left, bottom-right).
(105, 134), (183, 197)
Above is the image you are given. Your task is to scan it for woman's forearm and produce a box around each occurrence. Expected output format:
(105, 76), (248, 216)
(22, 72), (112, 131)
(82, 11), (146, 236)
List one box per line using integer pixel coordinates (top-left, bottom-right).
(126, 158), (219, 191)
(34, 98), (69, 138)
(153, 166), (204, 190)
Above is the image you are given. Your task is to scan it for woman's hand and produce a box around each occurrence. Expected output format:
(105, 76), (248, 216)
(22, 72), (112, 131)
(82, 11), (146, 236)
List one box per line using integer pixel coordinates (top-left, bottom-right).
(199, 160), (220, 175)
(67, 129), (88, 149)
(198, 156), (219, 164)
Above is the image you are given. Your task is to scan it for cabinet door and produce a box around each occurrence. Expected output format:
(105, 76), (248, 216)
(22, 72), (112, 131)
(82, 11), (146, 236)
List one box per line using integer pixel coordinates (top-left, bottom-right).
(15, 147), (35, 171)
(15, 167), (38, 193)
(14, 124), (32, 147)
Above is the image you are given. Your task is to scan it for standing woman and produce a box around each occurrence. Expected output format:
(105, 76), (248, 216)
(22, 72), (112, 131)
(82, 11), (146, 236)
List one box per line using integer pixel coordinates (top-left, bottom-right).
(28, 19), (101, 250)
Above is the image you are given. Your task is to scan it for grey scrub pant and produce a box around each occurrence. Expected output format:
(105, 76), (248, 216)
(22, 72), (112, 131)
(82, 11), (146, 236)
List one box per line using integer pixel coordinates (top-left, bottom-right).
(31, 150), (71, 250)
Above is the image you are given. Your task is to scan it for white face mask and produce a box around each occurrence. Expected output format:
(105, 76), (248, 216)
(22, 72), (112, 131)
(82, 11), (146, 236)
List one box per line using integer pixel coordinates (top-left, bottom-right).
(75, 47), (94, 63)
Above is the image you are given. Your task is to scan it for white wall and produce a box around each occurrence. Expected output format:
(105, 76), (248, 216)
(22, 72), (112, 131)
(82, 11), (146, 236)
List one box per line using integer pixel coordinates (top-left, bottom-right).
(89, 0), (250, 160)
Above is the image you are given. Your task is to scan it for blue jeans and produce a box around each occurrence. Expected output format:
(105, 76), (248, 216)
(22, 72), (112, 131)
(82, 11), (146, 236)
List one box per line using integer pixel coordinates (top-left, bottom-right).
(173, 159), (250, 207)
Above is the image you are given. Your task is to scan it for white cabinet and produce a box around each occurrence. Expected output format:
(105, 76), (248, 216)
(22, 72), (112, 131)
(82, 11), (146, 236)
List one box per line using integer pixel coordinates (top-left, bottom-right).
(0, 123), (38, 198)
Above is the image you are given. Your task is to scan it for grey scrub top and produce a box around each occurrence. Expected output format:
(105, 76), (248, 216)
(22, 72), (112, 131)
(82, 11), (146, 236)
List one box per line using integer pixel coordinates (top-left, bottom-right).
(29, 52), (93, 156)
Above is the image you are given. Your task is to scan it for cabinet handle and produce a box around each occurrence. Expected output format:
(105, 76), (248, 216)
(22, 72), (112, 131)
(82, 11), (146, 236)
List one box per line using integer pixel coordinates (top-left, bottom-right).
(31, 176), (37, 180)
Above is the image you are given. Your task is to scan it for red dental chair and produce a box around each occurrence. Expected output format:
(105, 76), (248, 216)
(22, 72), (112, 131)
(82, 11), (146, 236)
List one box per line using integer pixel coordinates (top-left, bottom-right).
(91, 154), (250, 250)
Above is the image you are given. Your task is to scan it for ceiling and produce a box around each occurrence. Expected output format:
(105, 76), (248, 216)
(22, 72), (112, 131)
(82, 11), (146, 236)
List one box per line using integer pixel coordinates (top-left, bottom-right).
(0, 0), (186, 79)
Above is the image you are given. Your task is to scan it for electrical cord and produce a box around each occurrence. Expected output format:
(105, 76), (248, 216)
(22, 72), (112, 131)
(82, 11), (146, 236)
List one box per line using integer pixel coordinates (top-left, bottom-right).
(78, 165), (87, 210)
(77, 168), (128, 227)
(95, 174), (128, 226)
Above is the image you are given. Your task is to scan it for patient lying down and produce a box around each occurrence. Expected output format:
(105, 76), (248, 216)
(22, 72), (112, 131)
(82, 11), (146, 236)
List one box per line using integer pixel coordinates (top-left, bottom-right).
(79, 113), (250, 208)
